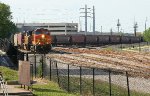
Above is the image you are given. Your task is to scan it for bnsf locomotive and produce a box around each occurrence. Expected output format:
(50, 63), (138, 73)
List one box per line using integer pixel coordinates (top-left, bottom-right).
(13, 28), (52, 53)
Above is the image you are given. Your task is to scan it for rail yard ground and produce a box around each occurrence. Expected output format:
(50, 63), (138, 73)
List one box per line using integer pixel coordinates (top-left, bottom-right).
(49, 47), (150, 78)
(46, 46), (150, 94)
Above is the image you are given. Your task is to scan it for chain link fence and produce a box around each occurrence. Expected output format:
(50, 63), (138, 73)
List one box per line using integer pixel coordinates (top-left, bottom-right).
(26, 54), (150, 96)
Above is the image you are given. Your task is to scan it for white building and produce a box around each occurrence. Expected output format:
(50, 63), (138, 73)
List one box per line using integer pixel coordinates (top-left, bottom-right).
(16, 23), (78, 35)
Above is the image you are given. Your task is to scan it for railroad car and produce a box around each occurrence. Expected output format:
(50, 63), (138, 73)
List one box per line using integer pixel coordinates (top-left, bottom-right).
(16, 33), (24, 48)
(71, 35), (85, 45)
(130, 36), (140, 43)
(98, 35), (110, 45)
(85, 35), (98, 45)
(121, 36), (130, 44)
(51, 35), (56, 45)
(110, 35), (121, 44)
(52, 35), (142, 46)
(55, 35), (71, 45)
(13, 34), (18, 46)
(140, 37), (145, 42)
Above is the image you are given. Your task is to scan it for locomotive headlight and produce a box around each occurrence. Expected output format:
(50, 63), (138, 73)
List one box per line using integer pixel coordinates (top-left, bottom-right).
(42, 34), (45, 38)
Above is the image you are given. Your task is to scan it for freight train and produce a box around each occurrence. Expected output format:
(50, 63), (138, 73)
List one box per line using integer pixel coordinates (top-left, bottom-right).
(12, 28), (52, 53)
(52, 35), (142, 46)
(11, 28), (142, 53)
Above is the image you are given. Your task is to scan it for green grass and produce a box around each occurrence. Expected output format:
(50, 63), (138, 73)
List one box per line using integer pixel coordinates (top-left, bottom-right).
(0, 66), (77, 96)
(0, 66), (18, 81)
(123, 45), (150, 52)
(32, 80), (78, 96)
(54, 76), (150, 96)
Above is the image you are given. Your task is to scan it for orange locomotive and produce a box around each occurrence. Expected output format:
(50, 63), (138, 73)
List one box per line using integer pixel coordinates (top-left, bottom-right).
(15, 28), (52, 53)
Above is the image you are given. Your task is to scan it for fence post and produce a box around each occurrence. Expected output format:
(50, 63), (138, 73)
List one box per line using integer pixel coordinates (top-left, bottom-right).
(49, 58), (52, 81)
(30, 64), (33, 90)
(93, 68), (95, 96)
(34, 54), (36, 78)
(139, 37), (141, 52)
(18, 51), (24, 61)
(56, 61), (60, 86)
(130, 39), (132, 49)
(0, 39), (1, 49)
(26, 53), (28, 61)
(109, 69), (112, 96)
(121, 42), (123, 50)
(120, 36), (122, 50)
(80, 66), (82, 95)
(31, 64), (33, 84)
(126, 71), (130, 96)
(41, 55), (44, 78)
(68, 64), (70, 92)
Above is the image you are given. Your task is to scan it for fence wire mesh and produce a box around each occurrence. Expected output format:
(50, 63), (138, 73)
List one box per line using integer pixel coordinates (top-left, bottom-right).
(94, 69), (110, 96)
(26, 54), (150, 96)
(68, 65), (80, 94)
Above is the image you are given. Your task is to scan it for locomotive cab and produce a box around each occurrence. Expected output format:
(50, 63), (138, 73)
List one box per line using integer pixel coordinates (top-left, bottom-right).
(29, 28), (52, 53)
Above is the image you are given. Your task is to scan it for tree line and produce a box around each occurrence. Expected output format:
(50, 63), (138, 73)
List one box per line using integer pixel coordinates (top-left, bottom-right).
(0, 2), (17, 38)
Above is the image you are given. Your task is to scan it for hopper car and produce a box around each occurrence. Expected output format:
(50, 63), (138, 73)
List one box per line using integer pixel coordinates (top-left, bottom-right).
(52, 35), (142, 46)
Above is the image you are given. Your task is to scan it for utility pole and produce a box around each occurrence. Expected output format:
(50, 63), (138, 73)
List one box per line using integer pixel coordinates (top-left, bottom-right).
(79, 17), (82, 32)
(65, 23), (67, 35)
(145, 17), (147, 31)
(80, 5), (91, 35)
(85, 5), (88, 35)
(93, 6), (95, 35)
(117, 19), (121, 33)
(120, 28), (123, 36)
(133, 22), (138, 37)
(101, 26), (102, 34)
(110, 28), (113, 35)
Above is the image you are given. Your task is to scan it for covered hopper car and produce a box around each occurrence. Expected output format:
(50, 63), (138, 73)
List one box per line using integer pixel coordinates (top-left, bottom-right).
(52, 35), (141, 46)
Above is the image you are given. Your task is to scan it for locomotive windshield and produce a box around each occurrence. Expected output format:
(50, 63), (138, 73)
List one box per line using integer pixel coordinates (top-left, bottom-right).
(35, 31), (41, 35)
(44, 31), (50, 35)
(34, 28), (50, 35)
(34, 31), (49, 35)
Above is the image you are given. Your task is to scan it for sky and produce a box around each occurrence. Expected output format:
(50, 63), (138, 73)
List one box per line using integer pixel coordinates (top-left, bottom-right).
(1, 0), (150, 33)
